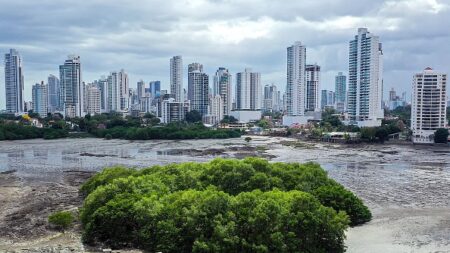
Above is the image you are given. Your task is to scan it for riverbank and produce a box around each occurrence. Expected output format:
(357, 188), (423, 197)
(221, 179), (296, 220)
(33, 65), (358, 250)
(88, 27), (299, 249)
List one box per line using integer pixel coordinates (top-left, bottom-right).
(1, 137), (449, 252)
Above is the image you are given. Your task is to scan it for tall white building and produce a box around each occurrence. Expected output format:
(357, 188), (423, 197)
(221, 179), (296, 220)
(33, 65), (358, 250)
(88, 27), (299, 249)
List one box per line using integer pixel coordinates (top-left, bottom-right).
(86, 84), (101, 115)
(170, 56), (183, 102)
(32, 82), (48, 117)
(347, 28), (384, 127)
(236, 68), (261, 110)
(305, 64), (320, 112)
(205, 94), (223, 125)
(160, 98), (190, 124)
(411, 68), (447, 144)
(107, 70), (129, 112)
(213, 67), (232, 116)
(286, 42), (306, 116)
(188, 63), (209, 115)
(4, 49), (24, 113)
(60, 55), (83, 118)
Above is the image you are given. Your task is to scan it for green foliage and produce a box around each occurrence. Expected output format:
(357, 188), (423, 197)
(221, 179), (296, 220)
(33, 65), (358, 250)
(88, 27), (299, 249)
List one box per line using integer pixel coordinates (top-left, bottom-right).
(321, 108), (343, 128)
(48, 211), (74, 230)
(389, 105), (411, 126)
(185, 110), (202, 123)
(220, 115), (238, 124)
(256, 119), (270, 129)
(434, 128), (449, 143)
(314, 185), (372, 226)
(92, 123), (241, 140)
(80, 167), (137, 196)
(81, 158), (371, 252)
(244, 136), (252, 142)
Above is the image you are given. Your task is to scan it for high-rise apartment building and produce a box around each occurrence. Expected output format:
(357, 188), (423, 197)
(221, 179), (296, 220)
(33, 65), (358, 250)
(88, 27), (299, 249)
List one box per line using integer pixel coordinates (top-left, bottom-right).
(47, 74), (60, 113)
(160, 98), (190, 123)
(32, 82), (48, 117)
(205, 95), (224, 125)
(411, 68), (447, 143)
(305, 64), (320, 112)
(188, 63), (209, 115)
(348, 28), (383, 126)
(4, 49), (24, 113)
(263, 84), (279, 112)
(236, 68), (261, 110)
(60, 55), (83, 118)
(107, 69), (129, 112)
(321, 90), (335, 110)
(213, 67), (232, 116)
(335, 72), (346, 113)
(286, 42), (306, 116)
(86, 84), (101, 115)
(170, 56), (183, 102)
(96, 78), (109, 113)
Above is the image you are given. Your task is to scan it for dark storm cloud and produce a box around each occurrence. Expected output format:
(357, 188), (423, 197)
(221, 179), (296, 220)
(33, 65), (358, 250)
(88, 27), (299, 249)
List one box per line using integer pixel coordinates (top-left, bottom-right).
(0, 0), (449, 105)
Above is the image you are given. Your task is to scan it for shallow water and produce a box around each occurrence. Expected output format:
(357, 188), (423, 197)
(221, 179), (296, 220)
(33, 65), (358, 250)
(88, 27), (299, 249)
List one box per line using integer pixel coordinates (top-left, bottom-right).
(0, 137), (449, 252)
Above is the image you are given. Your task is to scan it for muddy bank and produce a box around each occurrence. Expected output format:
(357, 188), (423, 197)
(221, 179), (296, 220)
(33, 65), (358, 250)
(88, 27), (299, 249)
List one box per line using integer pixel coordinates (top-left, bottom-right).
(0, 137), (449, 252)
(0, 170), (94, 252)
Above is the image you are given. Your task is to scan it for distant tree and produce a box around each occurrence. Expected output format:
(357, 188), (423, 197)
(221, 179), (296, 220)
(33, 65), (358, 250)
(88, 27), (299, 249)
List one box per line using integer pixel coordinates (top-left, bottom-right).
(143, 113), (156, 119)
(257, 119), (270, 129)
(434, 128), (449, 144)
(360, 127), (377, 142)
(245, 137), (252, 142)
(185, 110), (202, 123)
(221, 115), (238, 124)
(375, 127), (389, 143)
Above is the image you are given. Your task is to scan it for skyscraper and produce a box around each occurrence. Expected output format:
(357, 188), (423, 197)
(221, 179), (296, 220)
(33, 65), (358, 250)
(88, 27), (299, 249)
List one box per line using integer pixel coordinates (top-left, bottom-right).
(86, 84), (101, 115)
(107, 69), (129, 112)
(348, 28), (384, 126)
(60, 55), (83, 118)
(213, 67), (232, 116)
(321, 90), (335, 110)
(96, 77), (109, 113)
(188, 63), (209, 115)
(263, 84), (279, 112)
(150, 81), (161, 98)
(236, 68), (261, 110)
(305, 64), (320, 112)
(32, 82), (48, 117)
(47, 74), (60, 113)
(4, 49), (24, 113)
(411, 68), (447, 143)
(137, 80), (146, 100)
(170, 56), (183, 102)
(335, 72), (346, 113)
(286, 42), (306, 116)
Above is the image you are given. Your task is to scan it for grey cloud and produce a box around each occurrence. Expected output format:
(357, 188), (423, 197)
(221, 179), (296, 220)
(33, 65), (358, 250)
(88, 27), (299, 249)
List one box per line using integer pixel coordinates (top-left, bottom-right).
(0, 0), (450, 107)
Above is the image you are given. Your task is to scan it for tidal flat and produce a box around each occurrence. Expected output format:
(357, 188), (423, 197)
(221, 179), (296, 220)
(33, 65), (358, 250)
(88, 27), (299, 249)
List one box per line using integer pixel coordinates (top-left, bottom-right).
(0, 137), (449, 252)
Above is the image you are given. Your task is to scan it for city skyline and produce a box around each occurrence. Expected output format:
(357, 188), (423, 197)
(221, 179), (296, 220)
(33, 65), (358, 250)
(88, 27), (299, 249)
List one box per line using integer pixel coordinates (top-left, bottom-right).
(1, 0), (449, 108)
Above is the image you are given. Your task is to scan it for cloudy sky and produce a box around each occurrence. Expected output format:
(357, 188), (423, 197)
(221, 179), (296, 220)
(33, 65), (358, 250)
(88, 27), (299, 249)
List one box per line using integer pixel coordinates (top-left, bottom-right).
(0, 0), (449, 108)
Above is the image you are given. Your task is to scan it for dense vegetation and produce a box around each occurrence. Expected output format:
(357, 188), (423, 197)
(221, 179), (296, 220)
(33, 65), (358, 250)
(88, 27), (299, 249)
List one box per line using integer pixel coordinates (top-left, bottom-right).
(80, 158), (371, 252)
(434, 128), (449, 144)
(92, 123), (241, 140)
(0, 121), (68, 140)
(0, 112), (241, 141)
